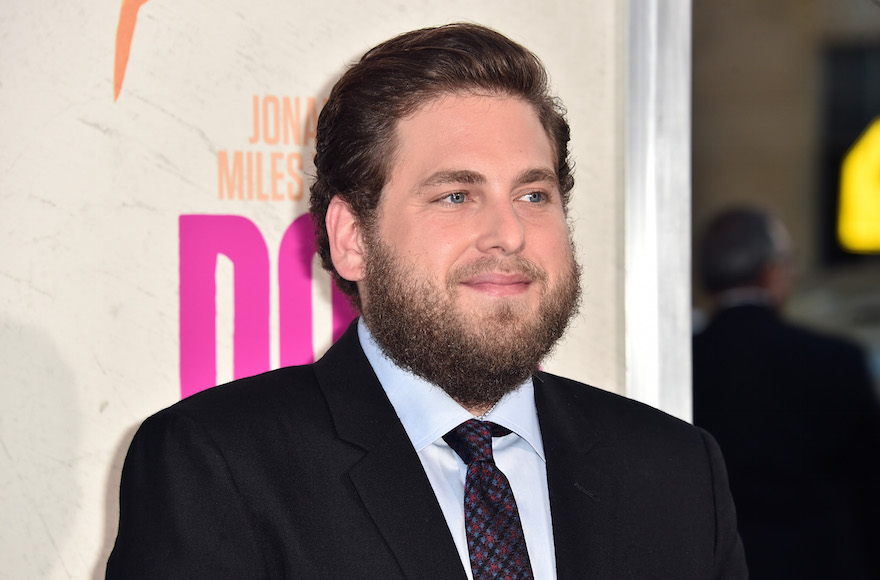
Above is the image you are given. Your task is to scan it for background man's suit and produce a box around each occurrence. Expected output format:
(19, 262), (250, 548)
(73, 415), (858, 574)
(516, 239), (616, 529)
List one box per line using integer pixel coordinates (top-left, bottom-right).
(107, 322), (746, 579)
(694, 303), (880, 579)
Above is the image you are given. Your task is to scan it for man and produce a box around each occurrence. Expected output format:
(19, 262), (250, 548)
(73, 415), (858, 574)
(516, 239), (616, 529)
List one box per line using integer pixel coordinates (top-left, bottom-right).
(107, 24), (746, 579)
(693, 207), (880, 579)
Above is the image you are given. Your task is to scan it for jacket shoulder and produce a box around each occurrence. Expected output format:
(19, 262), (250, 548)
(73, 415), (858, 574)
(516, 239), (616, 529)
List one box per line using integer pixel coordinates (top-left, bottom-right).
(150, 364), (326, 432)
(535, 371), (697, 439)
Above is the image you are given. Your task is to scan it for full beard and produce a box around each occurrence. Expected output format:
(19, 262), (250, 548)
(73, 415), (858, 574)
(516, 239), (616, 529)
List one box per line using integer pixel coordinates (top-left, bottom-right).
(360, 235), (582, 410)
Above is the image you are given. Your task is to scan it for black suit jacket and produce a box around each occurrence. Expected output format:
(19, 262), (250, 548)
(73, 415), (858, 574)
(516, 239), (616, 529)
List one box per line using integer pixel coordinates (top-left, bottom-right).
(693, 304), (880, 579)
(107, 323), (746, 579)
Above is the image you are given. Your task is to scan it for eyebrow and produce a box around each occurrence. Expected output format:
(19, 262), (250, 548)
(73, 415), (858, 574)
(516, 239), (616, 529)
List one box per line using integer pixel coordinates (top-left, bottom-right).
(513, 168), (558, 188)
(417, 167), (558, 191)
(418, 169), (485, 189)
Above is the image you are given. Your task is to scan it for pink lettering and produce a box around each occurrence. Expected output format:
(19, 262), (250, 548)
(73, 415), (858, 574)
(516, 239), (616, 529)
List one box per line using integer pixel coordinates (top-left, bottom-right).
(180, 213), (358, 398)
(179, 215), (271, 398)
(278, 214), (316, 367)
(278, 213), (357, 365)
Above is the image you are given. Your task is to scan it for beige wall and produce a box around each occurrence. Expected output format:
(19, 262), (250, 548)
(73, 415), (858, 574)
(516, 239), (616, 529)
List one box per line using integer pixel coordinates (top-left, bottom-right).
(693, 0), (880, 301)
(693, 0), (822, 298)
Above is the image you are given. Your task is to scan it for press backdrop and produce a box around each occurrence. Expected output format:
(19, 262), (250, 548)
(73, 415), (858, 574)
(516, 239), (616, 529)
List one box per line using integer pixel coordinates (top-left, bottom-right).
(1, 1), (628, 577)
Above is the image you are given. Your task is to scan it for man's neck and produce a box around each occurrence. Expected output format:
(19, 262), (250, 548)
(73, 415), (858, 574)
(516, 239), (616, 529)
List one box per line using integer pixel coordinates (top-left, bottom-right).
(466, 400), (500, 419)
(357, 318), (528, 419)
(714, 286), (777, 311)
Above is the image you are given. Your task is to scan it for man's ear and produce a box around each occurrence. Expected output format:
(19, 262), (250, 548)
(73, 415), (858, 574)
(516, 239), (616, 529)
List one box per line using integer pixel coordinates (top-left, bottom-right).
(326, 196), (366, 282)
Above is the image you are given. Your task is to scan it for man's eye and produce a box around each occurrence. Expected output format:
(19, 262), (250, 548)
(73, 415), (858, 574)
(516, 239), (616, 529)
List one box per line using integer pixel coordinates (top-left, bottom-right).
(443, 192), (467, 204)
(521, 191), (544, 203)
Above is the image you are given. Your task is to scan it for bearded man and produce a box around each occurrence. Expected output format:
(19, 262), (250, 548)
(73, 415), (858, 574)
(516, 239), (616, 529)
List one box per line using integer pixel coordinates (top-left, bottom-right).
(107, 23), (746, 580)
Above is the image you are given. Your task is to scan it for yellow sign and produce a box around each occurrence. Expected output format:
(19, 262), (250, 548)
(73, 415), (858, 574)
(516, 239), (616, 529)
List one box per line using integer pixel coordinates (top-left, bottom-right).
(839, 117), (880, 253)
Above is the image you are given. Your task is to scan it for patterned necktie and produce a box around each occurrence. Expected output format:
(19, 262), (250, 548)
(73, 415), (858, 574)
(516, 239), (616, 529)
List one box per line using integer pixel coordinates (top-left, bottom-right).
(443, 419), (534, 580)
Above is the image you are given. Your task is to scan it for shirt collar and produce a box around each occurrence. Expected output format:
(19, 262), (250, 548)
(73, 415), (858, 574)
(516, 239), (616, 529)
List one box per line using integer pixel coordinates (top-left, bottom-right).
(357, 319), (546, 461)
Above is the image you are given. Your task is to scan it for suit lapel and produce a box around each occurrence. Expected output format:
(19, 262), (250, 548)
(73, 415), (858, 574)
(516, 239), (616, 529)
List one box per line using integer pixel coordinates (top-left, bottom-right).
(314, 323), (467, 580)
(534, 373), (620, 579)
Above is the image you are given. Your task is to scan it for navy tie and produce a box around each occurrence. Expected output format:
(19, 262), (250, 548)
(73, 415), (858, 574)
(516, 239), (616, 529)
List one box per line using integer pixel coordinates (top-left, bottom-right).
(443, 419), (534, 580)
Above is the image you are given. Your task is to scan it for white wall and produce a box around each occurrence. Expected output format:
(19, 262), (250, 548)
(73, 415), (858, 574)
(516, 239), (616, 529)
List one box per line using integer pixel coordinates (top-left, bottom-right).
(0, 1), (631, 577)
(625, 0), (693, 421)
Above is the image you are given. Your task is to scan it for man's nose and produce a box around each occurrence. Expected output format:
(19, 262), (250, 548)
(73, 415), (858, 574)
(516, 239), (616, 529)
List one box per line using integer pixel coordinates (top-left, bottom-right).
(474, 198), (526, 255)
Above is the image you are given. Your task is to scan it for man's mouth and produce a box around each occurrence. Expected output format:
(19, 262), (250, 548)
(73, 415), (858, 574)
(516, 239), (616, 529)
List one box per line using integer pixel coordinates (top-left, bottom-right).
(459, 272), (533, 296)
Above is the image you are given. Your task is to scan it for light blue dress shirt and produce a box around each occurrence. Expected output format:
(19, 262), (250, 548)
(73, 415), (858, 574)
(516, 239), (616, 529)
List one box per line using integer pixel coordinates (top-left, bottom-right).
(358, 320), (557, 579)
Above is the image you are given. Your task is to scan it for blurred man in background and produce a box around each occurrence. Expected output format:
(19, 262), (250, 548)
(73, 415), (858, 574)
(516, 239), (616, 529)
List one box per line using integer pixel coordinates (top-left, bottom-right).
(693, 206), (880, 579)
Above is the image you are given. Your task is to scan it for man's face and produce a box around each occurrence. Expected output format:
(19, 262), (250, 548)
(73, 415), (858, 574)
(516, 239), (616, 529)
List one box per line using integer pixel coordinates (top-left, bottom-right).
(359, 94), (580, 410)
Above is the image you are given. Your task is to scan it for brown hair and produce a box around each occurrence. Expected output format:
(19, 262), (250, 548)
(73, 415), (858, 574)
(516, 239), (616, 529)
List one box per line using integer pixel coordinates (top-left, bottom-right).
(309, 23), (574, 308)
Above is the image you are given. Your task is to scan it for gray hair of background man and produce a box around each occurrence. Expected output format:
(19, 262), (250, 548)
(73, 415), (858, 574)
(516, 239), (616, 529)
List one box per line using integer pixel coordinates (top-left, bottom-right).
(697, 207), (792, 294)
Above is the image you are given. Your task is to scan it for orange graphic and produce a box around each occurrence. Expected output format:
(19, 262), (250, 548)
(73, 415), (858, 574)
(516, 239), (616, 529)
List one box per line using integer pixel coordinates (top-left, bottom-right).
(114, 0), (151, 101)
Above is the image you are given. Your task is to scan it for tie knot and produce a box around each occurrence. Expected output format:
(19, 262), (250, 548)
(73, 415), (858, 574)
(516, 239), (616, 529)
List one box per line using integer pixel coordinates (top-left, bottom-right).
(443, 419), (511, 465)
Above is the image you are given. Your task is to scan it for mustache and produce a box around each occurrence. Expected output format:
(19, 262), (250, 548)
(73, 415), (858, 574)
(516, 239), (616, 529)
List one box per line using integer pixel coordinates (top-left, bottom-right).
(447, 256), (548, 287)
